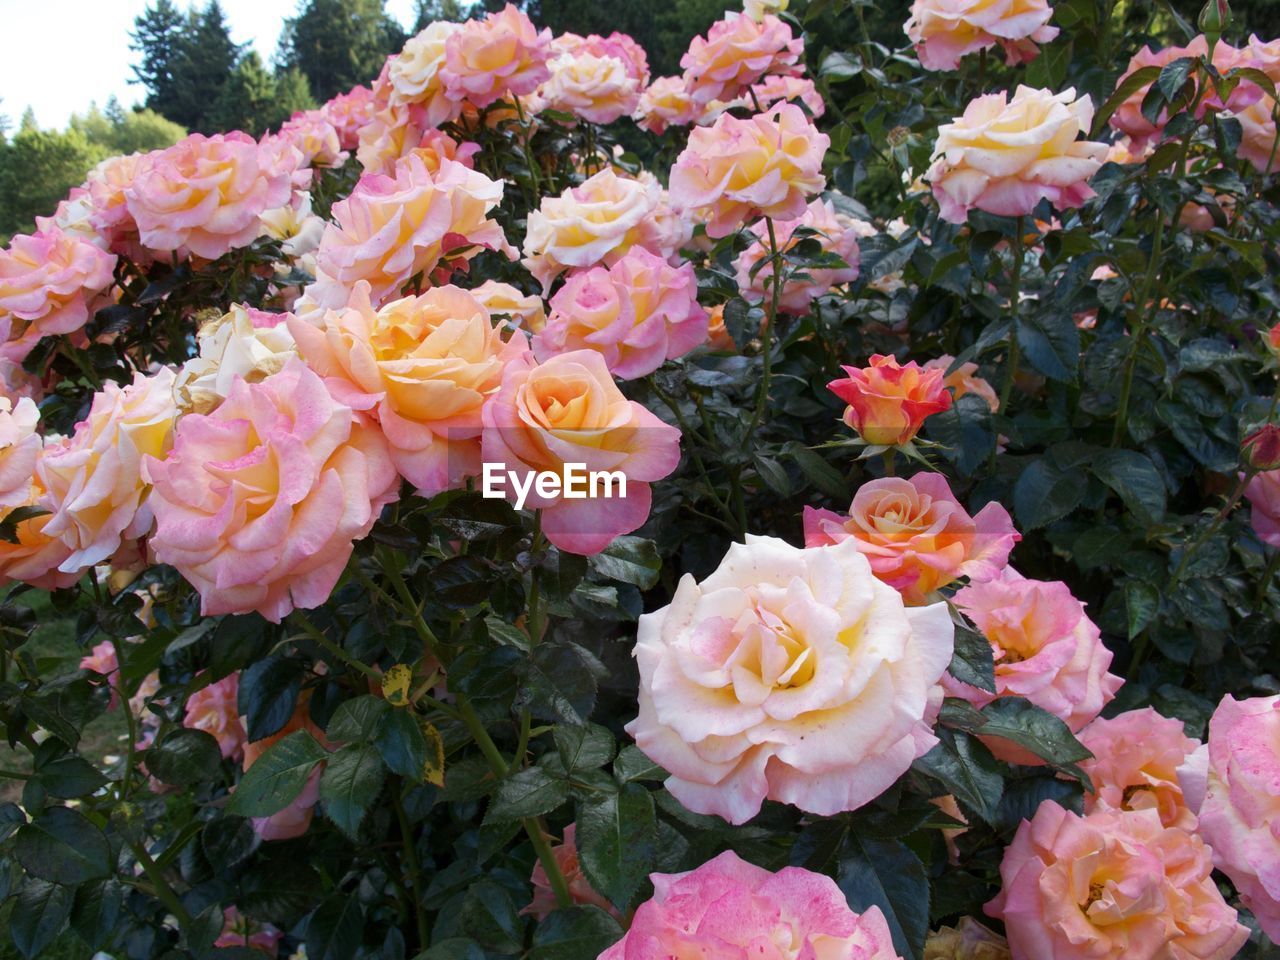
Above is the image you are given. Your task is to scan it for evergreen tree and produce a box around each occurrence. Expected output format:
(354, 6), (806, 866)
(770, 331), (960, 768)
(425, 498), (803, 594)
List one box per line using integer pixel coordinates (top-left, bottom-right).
(130, 0), (187, 119)
(168, 1), (245, 133)
(412, 0), (471, 29)
(213, 51), (279, 136)
(0, 127), (109, 238)
(277, 0), (408, 102)
(274, 68), (319, 122)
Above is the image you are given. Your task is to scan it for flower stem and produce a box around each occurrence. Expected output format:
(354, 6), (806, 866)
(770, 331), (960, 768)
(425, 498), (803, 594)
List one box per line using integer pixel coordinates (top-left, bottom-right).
(998, 216), (1025, 415)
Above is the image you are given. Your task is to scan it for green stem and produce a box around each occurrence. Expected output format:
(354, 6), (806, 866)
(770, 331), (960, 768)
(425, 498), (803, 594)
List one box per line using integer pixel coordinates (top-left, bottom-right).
(881, 448), (896, 478)
(392, 788), (429, 949)
(998, 217), (1025, 415)
(0, 767), (30, 780)
(292, 610), (380, 681)
(1254, 549), (1280, 609)
(1171, 469), (1254, 584)
(127, 836), (192, 930)
(744, 217), (783, 442)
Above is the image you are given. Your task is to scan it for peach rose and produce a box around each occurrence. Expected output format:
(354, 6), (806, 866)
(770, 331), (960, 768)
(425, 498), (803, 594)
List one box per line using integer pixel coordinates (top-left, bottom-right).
(803, 472), (1019, 605)
(828, 354), (953, 446)
(479, 350), (681, 554)
(144, 359), (399, 622)
(241, 698), (332, 840)
(310, 155), (512, 308)
(184, 673), (247, 761)
(946, 568), (1122, 763)
(627, 534), (954, 824)
(634, 75), (700, 135)
(925, 918), (1010, 960)
(0, 477), (79, 590)
(986, 801), (1249, 960)
(0, 397), (41, 510)
(1076, 707), (1201, 831)
(381, 20), (464, 126)
(1245, 469), (1280, 548)
(538, 50), (643, 124)
(905, 0), (1059, 72)
(289, 280), (528, 495)
(733, 200), (861, 314)
(356, 104), (479, 176)
(533, 246), (708, 380)
(39, 367), (177, 571)
(469, 279), (547, 331)
(77, 152), (155, 255)
(1231, 92), (1280, 173)
(0, 226), (116, 362)
(440, 4), (551, 108)
(321, 85), (378, 150)
(1182, 694), (1280, 940)
(680, 12), (804, 106)
(745, 74), (826, 117)
(669, 103), (829, 238)
(124, 133), (292, 260)
(744, 0), (791, 20)
(926, 86), (1109, 224)
(601, 851), (901, 960)
(556, 32), (649, 84)
(175, 305), (297, 414)
(214, 907), (281, 954)
(521, 824), (621, 921)
(923, 356), (1000, 411)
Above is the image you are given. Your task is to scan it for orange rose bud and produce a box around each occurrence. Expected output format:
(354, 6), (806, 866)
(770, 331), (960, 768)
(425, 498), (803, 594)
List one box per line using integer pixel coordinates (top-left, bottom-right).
(828, 354), (953, 446)
(1243, 424), (1280, 471)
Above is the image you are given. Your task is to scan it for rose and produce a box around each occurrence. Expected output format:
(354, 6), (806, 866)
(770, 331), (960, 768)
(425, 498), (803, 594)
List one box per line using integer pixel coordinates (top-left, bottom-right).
(1245, 468), (1280, 547)
(289, 280), (529, 495)
(905, 0), (1059, 72)
(144, 359), (399, 622)
(634, 75), (700, 135)
(946, 568), (1122, 763)
(537, 51), (643, 125)
(1076, 708), (1201, 831)
(175, 304), (298, 415)
(926, 86), (1109, 224)
(124, 132), (293, 260)
(923, 355), (1000, 411)
(743, 74), (826, 116)
(520, 824), (620, 922)
(553, 31), (650, 84)
(38, 367), (177, 572)
(744, 0), (790, 21)
(184, 673), (247, 761)
(803, 472), (1019, 605)
(321, 85), (377, 150)
(274, 111), (348, 169)
(532, 246), (708, 380)
(925, 919), (1010, 960)
(680, 12), (804, 105)
(356, 105), (479, 176)
(240, 697), (332, 840)
(380, 20), (464, 127)
(1231, 92), (1280, 173)
(985, 801), (1249, 960)
(601, 850), (901, 960)
(479, 350), (681, 555)
(440, 4), (552, 108)
(626, 534), (954, 824)
(1179, 694), (1280, 940)
(1242, 424), (1280, 472)
(214, 907), (281, 954)
(469, 279), (547, 331)
(0, 226), (116, 362)
(0, 397), (41, 510)
(828, 354), (954, 446)
(669, 103), (829, 238)
(733, 200), (861, 314)
(0, 477), (78, 591)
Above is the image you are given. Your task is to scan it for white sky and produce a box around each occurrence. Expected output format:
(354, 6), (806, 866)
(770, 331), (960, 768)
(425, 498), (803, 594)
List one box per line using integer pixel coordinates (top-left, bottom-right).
(0, 0), (420, 130)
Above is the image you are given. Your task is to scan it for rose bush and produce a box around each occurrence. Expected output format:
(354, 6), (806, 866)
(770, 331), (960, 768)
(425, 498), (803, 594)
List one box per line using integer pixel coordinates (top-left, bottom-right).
(1, 1), (1278, 959)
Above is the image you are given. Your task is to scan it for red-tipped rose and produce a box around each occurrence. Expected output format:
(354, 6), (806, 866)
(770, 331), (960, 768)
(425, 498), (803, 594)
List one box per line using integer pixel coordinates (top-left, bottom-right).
(828, 354), (953, 446)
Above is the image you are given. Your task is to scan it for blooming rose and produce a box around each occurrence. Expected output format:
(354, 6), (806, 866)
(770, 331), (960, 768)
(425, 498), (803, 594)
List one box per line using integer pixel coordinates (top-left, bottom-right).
(175, 305), (297, 414)
(1180, 694), (1280, 940)
(381, 21), (464, 126)
(734, 200), (861, 314)
(310, 155), (511, 308)
(276, 111), (348, 169)
(241, 698), (332, 840)
(627, 534), (954, 823)
(1076, 707), (1200, 831)
(803, 472), (1019, 605)
(669, 104), (829, 238)
(905, 0), (1059, 72)
(480, 350), (681, 554)
(1245, 468), (1280, 547)
(556, 32), (650, 84)
(124, 133), (293, 260)
(144, 359), (398, 622)
(532, 246), (708, 380)
(521, 824), (620, 921)
(440, 4), (551, 108)
(0, 397), (41, 510)
(1231, 92), (1280, 173)
(356, 104), (479, 176)
(925, 919), (1010, 960)
(744, 74), (826, 116)
(321, 85), (378, 150)
(0, 477), (79, 589)
(926, 86), (1109, 224)
(634, 75), (700, 135)
(0, 226), (116, 362)
(76, 152), (154, 255)
(946, 569), (1122, 763)
(184, 673), (247, 761)
(923, 356), (1000, 411)
(744, 0), (790, 20)
(39, 367), (177, 571)
(537, 50), (643, 124)
(828, 354), (953, 446)
(214, 907), (281, 954)
(469, 279), (546, 331)
(986, 801), (1249, 960)
(602, 850), (901, 960)
(289, 280), (528, 495)
(680, 13), (804, 105)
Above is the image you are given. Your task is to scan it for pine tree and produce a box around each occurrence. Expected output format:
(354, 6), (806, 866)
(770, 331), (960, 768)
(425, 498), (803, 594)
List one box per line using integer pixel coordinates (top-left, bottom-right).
(274, 68), (319, 123)
(212, 52), (279, 137)
(277, 0), (408, 102)
(168, 1), (245, 133)
(129, 0), (187, 121)
(412, 0), (471, 30)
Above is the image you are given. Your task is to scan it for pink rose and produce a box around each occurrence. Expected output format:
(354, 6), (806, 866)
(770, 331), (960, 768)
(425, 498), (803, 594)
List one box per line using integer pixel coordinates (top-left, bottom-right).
(184, 673), (248, 761)
(627, 534), (954, 824)
(923, 356), (1000, 412)
(601, 850), (902, 960)
(1077, 707), (1201, 831)
(634, 76), (700, 135)
(241, 700), (332, 840)
(745, 74), (826, 117)
(926, 86), (1109, 224)
(1245, 468), (1280, 547)
(124, 133), (292, 260)
(1232, 92), (1280, 173)
(533, 246), (708, 380)
(469, 279), (547, 331)
(803, 472), (1019, 605)
(289, 280), (529, 495)
(554, 32), (650, 85)
(379, 21), (464, 126)
(144, 359), (399, 622)
(0, 473), (78, 591)
(1182, 695), (1280, 940)
(0, 226), (116, 362)
(733, 200), (861, 314)
(479, 350), (681, 555)
(0, 397), (41, 511)
(946, 569), (1122, 763)
(669, 104), (829, 239)
(275, 110), (348, 168)
(321, 85), (378, 150)
(680, 13), (804, 106)
(905, 0), (1059, 72)
(537, 50), (643, 125)
(521, 824), (621, 922)
(828, 354), (954, 447)
(214, 907), (281, 954)
(356, 103), (478, 176)
(440, 4), (551, 108)
(986, 801), (1249, 960)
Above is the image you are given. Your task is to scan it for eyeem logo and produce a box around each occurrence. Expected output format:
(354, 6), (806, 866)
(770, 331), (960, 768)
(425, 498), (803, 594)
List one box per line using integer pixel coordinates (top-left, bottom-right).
(480, 463), (627, 510)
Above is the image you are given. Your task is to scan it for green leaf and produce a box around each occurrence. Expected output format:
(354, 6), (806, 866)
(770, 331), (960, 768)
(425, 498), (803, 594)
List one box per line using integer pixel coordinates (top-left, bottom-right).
(146, 728), (222, 786)
(484, 766), (569, 823)
(529, 906), (624, 960)
(1125, 580), (1160, 639)
(926, 394), (997, 476)
(1014, 459), (1085, 530)
(70, 879), (123, 951)
(555, 722), (616, 772)
(613, 745), (666, 783)
(783, 441), (848, 499)
(414, 939), (488, 960)
(228, 730), (327, 818)
(977, 698), (1093, 783)
(35, 755), (107, 798)
(588, 537), (662, 589)
(327, 695), (391, 742)
(375, 708), (429, 780)
(1092, 66), (1159, 134)
(838, 835), (929, 960)
(1092, 450), (1166, 523)
(1016, 310), (1079, 382)
(319, 742), (386, 840)
(913, 729), (1004, 825)
(238, 655), (304, 741)
(948, 625), (996, 693)
(11, 879), (73, 960)
(201, 816), (261, 871)
(306, 895), (365, 960)
(576, 783), (658, 910)
(15, 807), (112, 885)
(516, 641), (606, 724)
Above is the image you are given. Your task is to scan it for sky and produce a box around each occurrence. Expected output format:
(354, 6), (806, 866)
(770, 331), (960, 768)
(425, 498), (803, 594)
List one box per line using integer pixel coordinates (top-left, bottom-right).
(0, 0), (420, 130)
